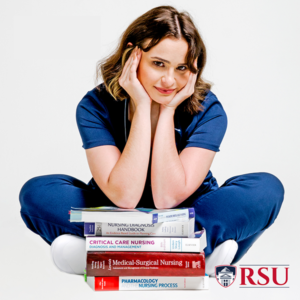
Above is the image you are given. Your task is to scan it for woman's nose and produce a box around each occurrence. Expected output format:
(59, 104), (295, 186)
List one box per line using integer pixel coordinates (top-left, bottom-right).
(161, 71), (175, 88)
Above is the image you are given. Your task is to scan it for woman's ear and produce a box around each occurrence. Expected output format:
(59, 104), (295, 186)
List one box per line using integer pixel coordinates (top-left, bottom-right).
(127, 42), (133, 48)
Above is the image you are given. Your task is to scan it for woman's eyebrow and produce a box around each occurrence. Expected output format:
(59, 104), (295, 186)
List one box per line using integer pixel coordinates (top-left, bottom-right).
(151, 56), (187, 65)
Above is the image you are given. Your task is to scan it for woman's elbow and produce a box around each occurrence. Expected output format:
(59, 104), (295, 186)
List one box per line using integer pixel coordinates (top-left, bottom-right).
(153, 196), (175, 209)
(154, 203), (170, 209)
(110, 193), (140, 209)
(100, 182), (141, 209)
(116, 203), (138, 209)
(119, 189), (146, 209)
(153, 190), (187, 209)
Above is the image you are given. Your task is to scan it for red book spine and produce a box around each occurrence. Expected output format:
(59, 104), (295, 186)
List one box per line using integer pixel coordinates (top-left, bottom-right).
(94, 277), (119, 291)
(86, 251), (205, 277)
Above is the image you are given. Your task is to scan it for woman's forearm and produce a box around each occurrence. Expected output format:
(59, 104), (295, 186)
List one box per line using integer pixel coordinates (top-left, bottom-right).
(108, 103), (151, 208)
(151, 106), (187, 209)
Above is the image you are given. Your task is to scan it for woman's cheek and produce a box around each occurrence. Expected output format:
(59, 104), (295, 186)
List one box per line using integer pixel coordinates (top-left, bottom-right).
(177, 73), (190, 90)
(137, 66), (152, 87)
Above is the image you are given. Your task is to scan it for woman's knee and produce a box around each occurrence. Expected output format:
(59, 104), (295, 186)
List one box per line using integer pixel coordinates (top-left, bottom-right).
(222, 172), (284, 228)
(19, 174), (74, 214)
(225, 172), (284, 205)
(20, 176), (41, 211)
(248, 172), (284, 228)
(257, 172), (284, 206)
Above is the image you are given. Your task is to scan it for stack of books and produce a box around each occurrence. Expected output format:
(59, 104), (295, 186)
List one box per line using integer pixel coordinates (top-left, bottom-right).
(70, 206), (209, 291)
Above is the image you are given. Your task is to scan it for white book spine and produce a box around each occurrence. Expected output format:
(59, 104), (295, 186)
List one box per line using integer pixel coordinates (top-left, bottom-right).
(86, 232), (206, 253)
(84, 218), (195, 237)
(70, 207), (195, 224)
(87, 276), (209, 291)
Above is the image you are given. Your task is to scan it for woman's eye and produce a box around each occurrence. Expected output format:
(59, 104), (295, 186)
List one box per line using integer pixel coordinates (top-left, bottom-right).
(177, 66), (187, 71)
(153, 61), (164, 67)
(152, 61), (187, 71)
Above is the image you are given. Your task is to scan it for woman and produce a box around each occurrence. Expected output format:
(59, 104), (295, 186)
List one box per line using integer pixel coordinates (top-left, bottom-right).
(19, 6), (284, 276)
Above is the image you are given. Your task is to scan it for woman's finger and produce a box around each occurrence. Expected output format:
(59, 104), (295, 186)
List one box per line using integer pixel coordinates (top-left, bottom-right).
(122, 47), (137, 80)
(123, 55), (135, 83)
(193, 58), (198, 69)
(129, 48), (141, 78)
(189, 72), (197, 95)
(120, 47), (137, 82)
(180, 72), (197, 99)
(126, 47), (139, 78)
(184, 70), (196, 92)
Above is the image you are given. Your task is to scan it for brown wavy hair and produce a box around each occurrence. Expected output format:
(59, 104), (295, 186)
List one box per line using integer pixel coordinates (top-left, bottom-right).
(96, 5), (211, 114)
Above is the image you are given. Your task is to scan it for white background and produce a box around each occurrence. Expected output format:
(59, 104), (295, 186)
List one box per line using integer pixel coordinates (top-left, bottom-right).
(0, 0), (299, 299)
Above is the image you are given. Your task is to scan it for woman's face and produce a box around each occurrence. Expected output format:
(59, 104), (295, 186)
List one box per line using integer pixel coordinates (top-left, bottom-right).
(137, 37), (191, 105)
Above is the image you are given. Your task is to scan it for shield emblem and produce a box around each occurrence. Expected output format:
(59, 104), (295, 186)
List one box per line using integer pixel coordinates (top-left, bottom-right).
(215, 265), (237, 288)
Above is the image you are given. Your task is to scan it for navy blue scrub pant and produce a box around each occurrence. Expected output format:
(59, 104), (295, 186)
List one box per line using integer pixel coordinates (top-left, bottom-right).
(19, 172), (284, 264)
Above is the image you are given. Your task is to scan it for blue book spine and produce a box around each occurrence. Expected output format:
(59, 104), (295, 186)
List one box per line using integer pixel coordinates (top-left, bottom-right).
(152, 214), (158, 224)
(84, 223), (95, 235)
(188, 208), (195, 219)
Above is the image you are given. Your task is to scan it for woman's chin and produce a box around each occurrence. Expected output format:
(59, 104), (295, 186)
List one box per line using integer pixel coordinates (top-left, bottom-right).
(150, 94), (175, 106)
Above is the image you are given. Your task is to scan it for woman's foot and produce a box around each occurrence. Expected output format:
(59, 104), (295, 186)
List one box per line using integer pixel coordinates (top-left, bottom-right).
(205, 240), (238, 277)
(51, 234), (86, 275)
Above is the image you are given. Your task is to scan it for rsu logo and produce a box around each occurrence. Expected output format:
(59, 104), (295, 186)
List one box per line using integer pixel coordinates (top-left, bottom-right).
(240, 265), (289, 288)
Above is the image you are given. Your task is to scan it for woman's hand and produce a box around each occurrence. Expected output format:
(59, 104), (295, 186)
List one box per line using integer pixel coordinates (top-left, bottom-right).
(161, 59), (198, 111)
(119, 46), (152, 108)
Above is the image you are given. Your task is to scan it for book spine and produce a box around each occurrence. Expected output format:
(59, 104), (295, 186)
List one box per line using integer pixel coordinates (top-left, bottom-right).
(71, 211), (153, 224)
(84, 218), (194, 237)
(70, 211), (82, 222)
(87, 276), (209, 291)
(155, 207), (195, 223)
(86, 235), (205, 253)
(71, 207), (195, 224)
(86, 251), (205, 277)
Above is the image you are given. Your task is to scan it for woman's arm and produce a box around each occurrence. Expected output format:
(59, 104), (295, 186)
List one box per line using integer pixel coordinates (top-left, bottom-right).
(86, 103), (151, 209)
(151, 105), (216, 209)
(86, 47), (152, 209)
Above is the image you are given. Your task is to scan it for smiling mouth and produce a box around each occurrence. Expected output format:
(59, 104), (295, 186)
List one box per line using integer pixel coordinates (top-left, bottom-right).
(154, 87), (175, 94)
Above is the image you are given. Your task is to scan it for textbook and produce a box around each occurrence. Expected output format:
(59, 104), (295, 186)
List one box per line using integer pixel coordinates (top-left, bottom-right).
(86, 276), (209, 291)
(84, 217), (195, 237)
(70, 206), (195, 224)
(86, 228), (206, 253)
(86, 251), (205, 277)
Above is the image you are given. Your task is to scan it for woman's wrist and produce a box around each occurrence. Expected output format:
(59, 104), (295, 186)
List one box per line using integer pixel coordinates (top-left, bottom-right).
(136, 100), (151, 108)
(159, 104), (176, 117)
(133, 101), (151, 116)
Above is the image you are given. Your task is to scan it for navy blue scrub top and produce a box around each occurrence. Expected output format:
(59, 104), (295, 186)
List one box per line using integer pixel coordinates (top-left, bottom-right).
(76, 83), (227, 208)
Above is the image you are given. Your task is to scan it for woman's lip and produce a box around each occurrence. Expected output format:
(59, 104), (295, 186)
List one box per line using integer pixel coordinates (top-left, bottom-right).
(154, 87), (175, 94)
